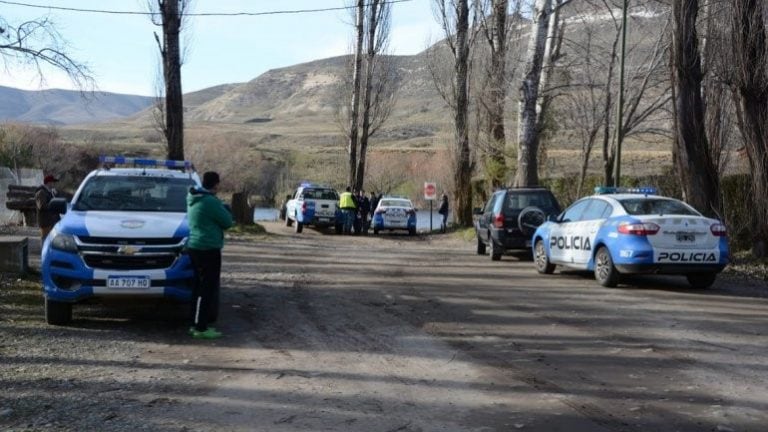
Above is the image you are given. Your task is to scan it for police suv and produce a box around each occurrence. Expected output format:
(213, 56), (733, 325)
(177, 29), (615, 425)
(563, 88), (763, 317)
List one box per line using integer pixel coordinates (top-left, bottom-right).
(284, 183), (341, 233)
(532, 187), (729, 288)
(41, 157), (201, 325)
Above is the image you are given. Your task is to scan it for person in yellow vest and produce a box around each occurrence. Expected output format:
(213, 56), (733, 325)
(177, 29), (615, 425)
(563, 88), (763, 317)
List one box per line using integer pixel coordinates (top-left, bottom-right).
(338, 186), (357, 235)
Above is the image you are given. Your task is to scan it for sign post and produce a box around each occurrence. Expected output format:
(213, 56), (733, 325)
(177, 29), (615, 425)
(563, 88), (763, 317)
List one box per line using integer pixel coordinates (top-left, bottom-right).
(424, 182), (437, 232)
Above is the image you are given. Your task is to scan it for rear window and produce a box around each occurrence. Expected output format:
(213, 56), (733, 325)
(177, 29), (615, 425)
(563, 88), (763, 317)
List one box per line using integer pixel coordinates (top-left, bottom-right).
(302, 188), (339, 200)
(619, 198), (700, 216)
(74, 175), (195, 212)
(380, 199), (412, 208)
(502, 191), (559, 214)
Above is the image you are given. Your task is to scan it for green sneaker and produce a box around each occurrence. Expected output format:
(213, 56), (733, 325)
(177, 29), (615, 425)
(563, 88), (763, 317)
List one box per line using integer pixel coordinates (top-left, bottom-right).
(191, 328), (222, 339)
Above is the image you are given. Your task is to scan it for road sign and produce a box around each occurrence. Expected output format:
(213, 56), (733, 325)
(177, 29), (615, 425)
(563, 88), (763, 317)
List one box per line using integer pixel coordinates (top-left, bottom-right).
(424, 182), (437, 200)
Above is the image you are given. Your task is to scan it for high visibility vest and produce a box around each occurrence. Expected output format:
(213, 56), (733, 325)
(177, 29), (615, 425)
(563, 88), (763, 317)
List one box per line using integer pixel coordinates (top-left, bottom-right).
(339, 192), (356, 209)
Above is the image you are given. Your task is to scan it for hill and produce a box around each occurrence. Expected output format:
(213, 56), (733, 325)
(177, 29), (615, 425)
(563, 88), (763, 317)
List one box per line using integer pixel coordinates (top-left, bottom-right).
(0, 86), (155, 125)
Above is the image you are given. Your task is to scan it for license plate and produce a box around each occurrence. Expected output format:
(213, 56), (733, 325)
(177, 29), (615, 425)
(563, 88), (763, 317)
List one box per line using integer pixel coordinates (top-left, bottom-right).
(676, 233), (695, 242)
(107, 276), (150, 289)
(319, 217), (330, 223)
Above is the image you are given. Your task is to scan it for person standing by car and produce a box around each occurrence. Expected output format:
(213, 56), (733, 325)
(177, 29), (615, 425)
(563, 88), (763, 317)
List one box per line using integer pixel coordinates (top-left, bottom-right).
(369, 191), (379, 216)
(339, 186), (357, 234)
(35, 174), (61, 241)
(438, 193), (449, 233)
(186, 171), (233, 339)
(358, 190), (371, 234)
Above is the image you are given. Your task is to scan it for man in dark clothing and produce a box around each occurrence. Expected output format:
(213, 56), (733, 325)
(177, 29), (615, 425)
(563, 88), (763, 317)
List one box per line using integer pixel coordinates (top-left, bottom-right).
(369, 191), (380, 216)
(186, 171), (233, 339)
(35, 175), (61, 241)
(438, 193), (449, 233)
(358, 190), (371, 234)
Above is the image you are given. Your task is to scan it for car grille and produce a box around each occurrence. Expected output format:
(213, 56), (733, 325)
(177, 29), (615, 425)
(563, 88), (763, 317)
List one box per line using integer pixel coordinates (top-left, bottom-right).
(83, 255), (176, 270)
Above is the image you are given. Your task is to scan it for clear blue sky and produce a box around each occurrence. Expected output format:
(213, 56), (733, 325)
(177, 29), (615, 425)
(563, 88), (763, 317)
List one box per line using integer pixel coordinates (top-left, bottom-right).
(0, 0), (441, 96)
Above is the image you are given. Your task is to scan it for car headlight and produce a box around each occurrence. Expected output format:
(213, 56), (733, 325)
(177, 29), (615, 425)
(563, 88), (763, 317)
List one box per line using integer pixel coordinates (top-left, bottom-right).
(51, 232), (77, 252)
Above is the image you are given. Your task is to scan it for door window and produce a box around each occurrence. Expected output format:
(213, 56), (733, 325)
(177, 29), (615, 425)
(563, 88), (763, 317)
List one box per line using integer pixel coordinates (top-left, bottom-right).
(561, 200), (591, 223)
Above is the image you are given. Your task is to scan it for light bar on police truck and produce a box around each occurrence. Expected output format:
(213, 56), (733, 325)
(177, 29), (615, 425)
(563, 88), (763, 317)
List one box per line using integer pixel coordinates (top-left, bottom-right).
(100, 156), (191, 169)
(594, 186), (657, 195)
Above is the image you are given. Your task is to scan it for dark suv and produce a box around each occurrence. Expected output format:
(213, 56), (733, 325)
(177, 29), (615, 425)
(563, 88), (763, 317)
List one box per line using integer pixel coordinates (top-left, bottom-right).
(474, 187), (561, 261)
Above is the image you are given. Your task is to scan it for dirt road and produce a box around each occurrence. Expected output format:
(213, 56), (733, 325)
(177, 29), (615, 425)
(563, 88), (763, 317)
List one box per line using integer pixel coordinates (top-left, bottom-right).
(2, 222), (768, 431)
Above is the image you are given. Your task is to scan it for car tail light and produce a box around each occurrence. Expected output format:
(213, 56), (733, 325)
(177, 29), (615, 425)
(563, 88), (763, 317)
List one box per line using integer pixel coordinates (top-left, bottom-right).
(493, 213), (504, 228)
(710, 223), (727, 237)
(618, 222), (660, 235)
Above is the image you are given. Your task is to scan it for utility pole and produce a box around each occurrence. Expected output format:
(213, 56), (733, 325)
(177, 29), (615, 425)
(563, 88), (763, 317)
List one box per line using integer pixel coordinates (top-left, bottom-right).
(613, 0), (628, 187)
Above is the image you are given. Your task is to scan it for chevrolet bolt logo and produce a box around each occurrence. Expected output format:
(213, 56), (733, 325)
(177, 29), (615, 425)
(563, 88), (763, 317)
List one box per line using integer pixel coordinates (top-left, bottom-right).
(117, 245), (140, 255)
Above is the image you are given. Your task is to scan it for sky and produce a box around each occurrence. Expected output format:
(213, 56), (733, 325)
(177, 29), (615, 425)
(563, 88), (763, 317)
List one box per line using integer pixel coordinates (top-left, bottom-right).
(0, 0), (442, 96)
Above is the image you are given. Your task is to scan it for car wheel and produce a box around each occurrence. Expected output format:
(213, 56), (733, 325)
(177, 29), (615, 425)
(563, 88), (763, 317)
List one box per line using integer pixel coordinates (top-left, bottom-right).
(294, 221), (303, 233)
(285, 213), (293, 227)
(594, 246), (619, 287)
(45, 298), (72, 325)
(489, 234), (502, 261)
(534, 239), (555, 274)
(687, 272), (717, 289)
(476, 235), (486, 255)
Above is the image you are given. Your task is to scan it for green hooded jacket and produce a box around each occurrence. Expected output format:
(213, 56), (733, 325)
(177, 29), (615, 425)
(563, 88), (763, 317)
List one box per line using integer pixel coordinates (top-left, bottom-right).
(186, 186), (234, 250)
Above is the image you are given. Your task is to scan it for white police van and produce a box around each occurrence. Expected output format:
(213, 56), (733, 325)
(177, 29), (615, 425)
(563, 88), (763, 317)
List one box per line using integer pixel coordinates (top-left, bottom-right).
(284, 182), (341, 233)
(532, 187), (729, 288)
(41, 156), (202, 325)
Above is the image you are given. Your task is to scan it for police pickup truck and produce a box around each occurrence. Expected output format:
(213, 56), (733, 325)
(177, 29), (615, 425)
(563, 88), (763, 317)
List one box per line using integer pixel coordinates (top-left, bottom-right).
(41, 156), (203, 325)
(284, 183), (341, 233)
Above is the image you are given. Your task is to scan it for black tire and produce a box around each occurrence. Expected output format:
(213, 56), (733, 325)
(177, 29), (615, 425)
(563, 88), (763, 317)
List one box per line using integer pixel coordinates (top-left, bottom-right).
(285, 213), (293, 227)
(534, 239), (555, 274)
(294, 221), (303, 233)
(373, 228), (379, 235)
(45, 298), (72, 325)
(594, 246), (619, 287)
(476, 235), (486, 255)
(687, 272), (717, 289)
(489, 234), (502, 261)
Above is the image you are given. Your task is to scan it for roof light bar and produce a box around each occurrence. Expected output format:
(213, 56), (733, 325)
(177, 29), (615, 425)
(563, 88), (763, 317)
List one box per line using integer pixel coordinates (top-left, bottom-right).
(594, 186), (657, 195)
(100, 156), (191, 169)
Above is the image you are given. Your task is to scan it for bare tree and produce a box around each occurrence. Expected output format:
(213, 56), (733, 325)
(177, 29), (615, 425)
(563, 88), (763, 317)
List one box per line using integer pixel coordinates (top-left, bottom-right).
(671, 0), (721, 217)
(355, 0), (397, 191)
(149, 0), (190, 161)
(729, 0), (768, 255)
(0, 15), (93, 89)
(346, 0), (365, 187)
(514, 0), (573, 186)
(431, 0), (476, 226)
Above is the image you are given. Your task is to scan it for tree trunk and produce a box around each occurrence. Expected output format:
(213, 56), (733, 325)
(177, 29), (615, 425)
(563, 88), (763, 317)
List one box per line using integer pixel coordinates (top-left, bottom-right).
(486, 0), (508, 189)
(355, 0), (382, 191)
(230, 192), (252, 225)
(160, 0), (184, 161)
(534, 0), (564, 179)
(347, 0), (365, 188)
(672, 0), (720, 217)
(730, 0), (768, 251)
(601, 32), (620, 187)
(515, 0), (553, 187)
(454, 0), (472, 226)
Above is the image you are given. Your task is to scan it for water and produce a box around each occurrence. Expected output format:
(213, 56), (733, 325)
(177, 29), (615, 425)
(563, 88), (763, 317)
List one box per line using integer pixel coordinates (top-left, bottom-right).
(254, 207), (452, 232)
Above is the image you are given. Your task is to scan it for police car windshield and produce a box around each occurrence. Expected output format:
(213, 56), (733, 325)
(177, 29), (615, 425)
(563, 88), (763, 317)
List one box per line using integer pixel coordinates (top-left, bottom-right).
(302, 189), (338, 200)
(380, 199), (412, 208)
(619, 198), (700, 216)
(73, 176), (195, 212)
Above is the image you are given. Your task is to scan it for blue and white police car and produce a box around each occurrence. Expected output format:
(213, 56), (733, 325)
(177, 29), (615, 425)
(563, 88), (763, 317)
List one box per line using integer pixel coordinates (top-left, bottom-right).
(531, 187), (729, 288)
(41, 156), (201, 325)
(372, 196), (417, 236)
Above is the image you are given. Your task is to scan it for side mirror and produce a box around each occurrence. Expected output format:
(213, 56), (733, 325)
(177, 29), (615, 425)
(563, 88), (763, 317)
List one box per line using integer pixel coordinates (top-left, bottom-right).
(49, 197), (68, 215)
(472, 207), (483, 215)
(547, 214), (558, 222)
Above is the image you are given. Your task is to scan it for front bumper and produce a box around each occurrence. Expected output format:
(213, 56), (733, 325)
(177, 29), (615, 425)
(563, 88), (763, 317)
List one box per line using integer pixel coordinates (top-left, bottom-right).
(42, 247), (194, 303)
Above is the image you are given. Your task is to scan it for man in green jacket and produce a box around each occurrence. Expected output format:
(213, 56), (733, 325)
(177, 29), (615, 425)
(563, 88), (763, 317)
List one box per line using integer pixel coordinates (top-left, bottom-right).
(187, 171), (233, 339)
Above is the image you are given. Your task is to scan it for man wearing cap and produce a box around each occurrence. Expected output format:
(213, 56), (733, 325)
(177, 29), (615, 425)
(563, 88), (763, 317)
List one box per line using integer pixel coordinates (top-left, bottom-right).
(35, 175), (61, 241)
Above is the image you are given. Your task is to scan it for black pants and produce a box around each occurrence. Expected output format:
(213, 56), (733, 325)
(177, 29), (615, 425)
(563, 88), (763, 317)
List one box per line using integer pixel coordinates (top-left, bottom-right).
(188, 248), (221, 332)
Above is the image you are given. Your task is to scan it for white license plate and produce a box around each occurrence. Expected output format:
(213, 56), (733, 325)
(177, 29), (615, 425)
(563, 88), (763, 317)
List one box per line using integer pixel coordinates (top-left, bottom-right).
(107, 276), (150, 289)
(319, 217), (330, 223)
(388, 218), (405, 225)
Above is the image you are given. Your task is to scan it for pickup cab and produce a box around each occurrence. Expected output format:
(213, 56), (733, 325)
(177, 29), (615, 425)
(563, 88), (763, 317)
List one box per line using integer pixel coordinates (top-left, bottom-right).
(284, 183), (341, 233)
